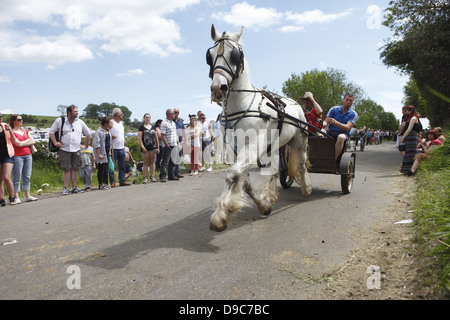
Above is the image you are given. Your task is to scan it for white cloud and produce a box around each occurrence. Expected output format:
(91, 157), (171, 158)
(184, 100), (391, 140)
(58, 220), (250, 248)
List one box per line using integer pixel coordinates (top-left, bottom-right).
(0, 75), (10, 83)
(279, 25), (305, 33)
(285, 8), (353, 25)
(212, 3), (353, 32)
(116, 68), (146, 77)
(0, 31), (94, 64)
(0, 0), (200, 64)
(212, 2), (283, 30)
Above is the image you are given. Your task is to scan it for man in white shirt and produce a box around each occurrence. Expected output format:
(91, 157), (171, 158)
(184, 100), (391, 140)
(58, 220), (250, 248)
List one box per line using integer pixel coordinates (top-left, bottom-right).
(49, 105), (91, 195)
(159, 109), (179, 182)
(109, 107), (130, 187)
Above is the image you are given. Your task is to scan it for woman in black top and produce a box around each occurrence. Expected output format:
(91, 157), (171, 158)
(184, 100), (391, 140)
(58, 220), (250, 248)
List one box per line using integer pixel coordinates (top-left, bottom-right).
(400, 106), (422, 174)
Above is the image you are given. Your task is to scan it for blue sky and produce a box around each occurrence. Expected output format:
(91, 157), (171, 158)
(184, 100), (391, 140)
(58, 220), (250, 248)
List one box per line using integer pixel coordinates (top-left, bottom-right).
(0, 0), (421, 127)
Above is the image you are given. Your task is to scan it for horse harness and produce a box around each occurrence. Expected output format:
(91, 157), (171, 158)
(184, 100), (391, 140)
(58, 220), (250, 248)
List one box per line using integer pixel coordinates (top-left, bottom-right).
(207, 35), (325, 150)
(218, 88), (320, 137)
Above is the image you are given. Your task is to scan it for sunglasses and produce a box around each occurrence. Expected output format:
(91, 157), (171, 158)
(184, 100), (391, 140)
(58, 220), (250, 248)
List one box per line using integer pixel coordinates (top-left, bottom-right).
(16, 118), (23, 121)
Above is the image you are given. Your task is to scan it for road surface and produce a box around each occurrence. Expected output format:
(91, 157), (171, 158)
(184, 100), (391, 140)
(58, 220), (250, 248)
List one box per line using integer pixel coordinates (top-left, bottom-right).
(0, 141), (404, 300)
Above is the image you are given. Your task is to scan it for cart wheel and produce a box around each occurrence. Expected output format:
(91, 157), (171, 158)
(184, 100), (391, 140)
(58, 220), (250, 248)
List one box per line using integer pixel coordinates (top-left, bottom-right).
(280, 168), (294, 189)
(280, 146), (294, 189)
(341, 160), (354, 194)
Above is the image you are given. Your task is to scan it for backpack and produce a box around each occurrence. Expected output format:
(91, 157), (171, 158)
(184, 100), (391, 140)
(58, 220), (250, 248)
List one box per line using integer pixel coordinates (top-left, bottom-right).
(143, 128), (157, 150)
(49, 116), (65, 152)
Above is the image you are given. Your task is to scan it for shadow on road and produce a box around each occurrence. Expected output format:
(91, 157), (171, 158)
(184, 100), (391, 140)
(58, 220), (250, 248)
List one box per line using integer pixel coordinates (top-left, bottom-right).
(68, 183), (347, 271)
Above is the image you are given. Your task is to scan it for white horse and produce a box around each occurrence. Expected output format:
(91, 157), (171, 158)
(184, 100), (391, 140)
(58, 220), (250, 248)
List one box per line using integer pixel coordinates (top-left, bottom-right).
(207, 25), (312, 232)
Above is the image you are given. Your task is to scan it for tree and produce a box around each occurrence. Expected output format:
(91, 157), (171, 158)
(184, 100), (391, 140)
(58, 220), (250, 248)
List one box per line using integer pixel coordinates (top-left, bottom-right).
(353, 99), (398, 130)
(56, 104), (67, 116)
(380, 0), (450, 127)
(282, 68), (365, 116)
(82, 102), (133, 125)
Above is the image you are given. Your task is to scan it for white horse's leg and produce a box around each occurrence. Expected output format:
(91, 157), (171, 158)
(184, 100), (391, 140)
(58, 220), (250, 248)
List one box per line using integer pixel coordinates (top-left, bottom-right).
(290, 135), (312, 198)
(210, 162), (250, 232)
(244, 172), (278, 216)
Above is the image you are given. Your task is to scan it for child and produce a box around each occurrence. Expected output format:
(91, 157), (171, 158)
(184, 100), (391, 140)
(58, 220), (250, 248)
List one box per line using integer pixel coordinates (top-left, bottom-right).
(124, 141), (136, 181)
(93, 117), (113, 190)
(80, 144), (95, 191)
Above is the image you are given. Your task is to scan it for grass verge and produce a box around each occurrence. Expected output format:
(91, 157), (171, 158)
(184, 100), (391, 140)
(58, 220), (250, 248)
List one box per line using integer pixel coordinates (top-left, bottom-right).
(412, 134), (450, 297)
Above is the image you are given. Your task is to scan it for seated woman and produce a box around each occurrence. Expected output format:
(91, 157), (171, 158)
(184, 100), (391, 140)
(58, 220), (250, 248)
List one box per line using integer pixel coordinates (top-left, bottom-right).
(406, 129), (443, 176)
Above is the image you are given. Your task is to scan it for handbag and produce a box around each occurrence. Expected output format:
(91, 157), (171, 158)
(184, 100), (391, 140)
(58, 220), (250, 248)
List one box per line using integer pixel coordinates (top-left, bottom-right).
(27, 130), (37, 154)
(49, 116), (65, 152)
(108, 155), (115, 173)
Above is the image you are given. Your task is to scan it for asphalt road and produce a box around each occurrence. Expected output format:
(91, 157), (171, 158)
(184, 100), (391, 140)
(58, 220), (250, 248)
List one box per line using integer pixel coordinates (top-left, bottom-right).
(0, 141), (403, 300)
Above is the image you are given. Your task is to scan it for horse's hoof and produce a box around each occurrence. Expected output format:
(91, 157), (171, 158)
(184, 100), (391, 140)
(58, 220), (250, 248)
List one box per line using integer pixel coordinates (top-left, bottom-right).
(262, 207), (272, 216)
(209, 222), (227, 232)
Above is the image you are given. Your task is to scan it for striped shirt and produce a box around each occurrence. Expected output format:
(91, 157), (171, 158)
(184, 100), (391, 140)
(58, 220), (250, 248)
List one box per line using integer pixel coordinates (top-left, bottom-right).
(161, 119), (178, 147)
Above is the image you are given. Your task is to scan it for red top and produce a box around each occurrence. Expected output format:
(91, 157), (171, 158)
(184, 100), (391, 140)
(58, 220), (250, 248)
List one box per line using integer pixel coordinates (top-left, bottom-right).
(305, 108), (322, 132)
(12, 129), (32, 156)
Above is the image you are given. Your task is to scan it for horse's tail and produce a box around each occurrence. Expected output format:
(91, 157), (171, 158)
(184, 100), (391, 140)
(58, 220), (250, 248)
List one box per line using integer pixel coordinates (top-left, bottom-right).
(287, 145), (311, 185)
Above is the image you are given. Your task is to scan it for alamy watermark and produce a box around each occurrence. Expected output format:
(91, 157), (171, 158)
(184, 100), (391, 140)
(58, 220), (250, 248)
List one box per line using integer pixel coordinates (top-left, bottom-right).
(66, 265), (81, 290)
(366, 265), (381, 290)
(366, 5), (382, 30)
(174, 126), (281, 176)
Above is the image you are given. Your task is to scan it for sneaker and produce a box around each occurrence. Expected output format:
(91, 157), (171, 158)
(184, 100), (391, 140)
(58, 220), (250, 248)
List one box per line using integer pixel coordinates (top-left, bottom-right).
(207, 167), (212, 172)
(160, 178), (167, 182)
(63, 187), (70, 195)
(189, 171), (194, 176)
(9, 196), (16, 205)
(14, 197), (22, 204)
(25, 196), (38, 202)
(199, 167), (205, 172)
(71, 187), (82, 194)
(151, 177), (157, 182)
(142, 178), (148, 184)
(0, 199), (5, 207)
(84, 187), (91, 192)
(194, 170), (199, 175)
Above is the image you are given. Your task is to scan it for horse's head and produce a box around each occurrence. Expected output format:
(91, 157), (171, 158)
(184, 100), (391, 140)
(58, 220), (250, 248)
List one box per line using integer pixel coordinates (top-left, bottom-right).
(207, 24), (244, 102)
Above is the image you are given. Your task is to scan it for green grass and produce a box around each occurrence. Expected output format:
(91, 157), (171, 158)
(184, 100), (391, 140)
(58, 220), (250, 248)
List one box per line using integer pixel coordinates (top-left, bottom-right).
(411, 134), (450, 297)
(12, 139), (229, 197)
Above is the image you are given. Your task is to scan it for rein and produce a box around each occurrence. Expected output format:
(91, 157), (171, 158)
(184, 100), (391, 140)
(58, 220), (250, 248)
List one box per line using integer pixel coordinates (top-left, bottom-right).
(219, 88), (321, 136)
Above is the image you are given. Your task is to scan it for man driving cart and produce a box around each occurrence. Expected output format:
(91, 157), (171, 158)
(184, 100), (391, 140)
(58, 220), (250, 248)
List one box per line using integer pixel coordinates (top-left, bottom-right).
(323, 94), (358, 160)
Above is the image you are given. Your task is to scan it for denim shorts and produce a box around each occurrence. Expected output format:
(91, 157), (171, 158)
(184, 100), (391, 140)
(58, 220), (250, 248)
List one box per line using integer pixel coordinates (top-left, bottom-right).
(0, 154), (14, 164)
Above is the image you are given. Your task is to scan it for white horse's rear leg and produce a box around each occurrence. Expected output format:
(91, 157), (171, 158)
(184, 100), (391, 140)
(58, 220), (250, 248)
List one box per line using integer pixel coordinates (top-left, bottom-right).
(290, 135), (312, 198)
(244, 173), (278, 216)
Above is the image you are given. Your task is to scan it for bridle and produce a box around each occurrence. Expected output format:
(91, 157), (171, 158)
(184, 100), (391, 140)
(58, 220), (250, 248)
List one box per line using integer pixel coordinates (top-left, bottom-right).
(206, 36), (244, 84)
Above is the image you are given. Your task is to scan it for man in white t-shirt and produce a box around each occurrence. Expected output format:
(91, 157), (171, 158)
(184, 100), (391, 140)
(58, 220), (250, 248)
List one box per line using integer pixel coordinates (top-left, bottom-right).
(109, 108), (130, 186)
(49, 105), (91, 195)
